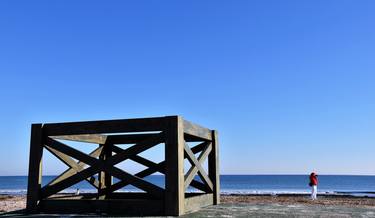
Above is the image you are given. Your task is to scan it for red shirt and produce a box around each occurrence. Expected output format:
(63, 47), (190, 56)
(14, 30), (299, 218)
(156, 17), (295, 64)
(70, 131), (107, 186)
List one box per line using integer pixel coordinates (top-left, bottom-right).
(310, 174), (318, 185)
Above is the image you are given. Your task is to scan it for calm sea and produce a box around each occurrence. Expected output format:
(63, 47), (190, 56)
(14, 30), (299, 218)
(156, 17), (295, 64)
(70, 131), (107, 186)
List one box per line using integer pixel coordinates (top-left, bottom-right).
(1, 175), (375, 196)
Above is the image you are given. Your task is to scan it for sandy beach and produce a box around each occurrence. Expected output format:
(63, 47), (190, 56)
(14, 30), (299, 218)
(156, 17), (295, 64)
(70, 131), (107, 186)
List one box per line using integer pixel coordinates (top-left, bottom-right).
(222, 194), (375, 207)
(0, 195), (26, 213)
(2, 194), (375, 215)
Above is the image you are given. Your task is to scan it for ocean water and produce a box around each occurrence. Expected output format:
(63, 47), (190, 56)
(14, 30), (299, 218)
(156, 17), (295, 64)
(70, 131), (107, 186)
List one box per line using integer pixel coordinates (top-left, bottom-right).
(1, 175), (375, 196)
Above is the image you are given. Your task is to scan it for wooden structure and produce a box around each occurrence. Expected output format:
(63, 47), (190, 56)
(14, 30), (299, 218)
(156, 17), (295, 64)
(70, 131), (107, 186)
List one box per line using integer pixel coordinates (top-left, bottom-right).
(26, 116), (219, 216)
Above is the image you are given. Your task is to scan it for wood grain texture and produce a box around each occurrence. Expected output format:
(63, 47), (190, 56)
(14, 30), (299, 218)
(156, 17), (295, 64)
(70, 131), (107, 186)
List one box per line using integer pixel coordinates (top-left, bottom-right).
(44, 145), (101, 188)
(39, 199), (164, 215)
(183, 119), (212, 141)
(43, 117), (166, 136)
(184, 142), (212, 190)
(164, 116), (185, 215)
(26, 124), (44, 213)
(184, 193), (213, 213)
(51, 134), (107, 144)
(209, 130), (220, 204)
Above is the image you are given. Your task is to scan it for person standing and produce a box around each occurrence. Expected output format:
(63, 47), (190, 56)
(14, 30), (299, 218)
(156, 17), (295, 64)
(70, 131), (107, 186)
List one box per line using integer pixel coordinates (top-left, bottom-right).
(309, 172), (318, 200)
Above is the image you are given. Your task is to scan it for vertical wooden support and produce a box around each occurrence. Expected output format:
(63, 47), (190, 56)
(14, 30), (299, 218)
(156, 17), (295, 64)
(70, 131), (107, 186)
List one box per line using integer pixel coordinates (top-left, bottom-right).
(26, 124), (44, 213)
(98, 144), (105, 199)
(164, 116), (185, 215)
(104, 143), (113, 198)
(98, 143), (112, 199)
(209, 130), (220, 204)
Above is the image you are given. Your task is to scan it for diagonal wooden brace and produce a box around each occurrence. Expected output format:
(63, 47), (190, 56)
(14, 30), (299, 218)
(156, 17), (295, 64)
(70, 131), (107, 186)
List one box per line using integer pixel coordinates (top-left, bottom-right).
(108, 141), (211, 193)
(44, 144), (102, 188)
(41, 133), (163, 198)
(184, 142), (213, 191)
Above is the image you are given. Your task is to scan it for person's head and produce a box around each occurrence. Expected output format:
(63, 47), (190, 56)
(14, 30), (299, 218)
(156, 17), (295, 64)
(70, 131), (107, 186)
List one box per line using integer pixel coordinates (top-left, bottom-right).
(310, 172), (316, 176)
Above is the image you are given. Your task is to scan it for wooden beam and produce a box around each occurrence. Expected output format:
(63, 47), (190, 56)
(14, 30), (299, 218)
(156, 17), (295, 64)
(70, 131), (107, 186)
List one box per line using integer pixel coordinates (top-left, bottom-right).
(107, 167), (164, 199)
(190, 180), (209, 192)
(47, 192), (161, 200)
(41, 163), (100, 198)
(184, 143), (212, 190)
(107, 133), (160, 144)
(107, 161), (165, 193)
(98, 144), (106, 199)
(51, 134), (108, 144)
(44, 145), (101, 188)
(45, 137), (99, 166)
(106, 133), (163, 165)
(209, 130), (220, 204)
(184, 193), (213, 213)
(104, 144), (112, 198)
(39, 199), (164, 215)
(112, 146), (163, 174)
(164, 116), (185, 216)
(46, 147), (102, 187)
(183, 119), (212, 141)
(26, 124), (44, 213)
(184, 133), (210, 142)
(43, 117), (167, 136)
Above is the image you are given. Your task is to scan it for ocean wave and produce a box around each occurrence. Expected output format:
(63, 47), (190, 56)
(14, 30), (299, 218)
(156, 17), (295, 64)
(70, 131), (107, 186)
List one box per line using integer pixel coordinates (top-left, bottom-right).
(0, 189), (27, 195)
(1, 188), (374, 198)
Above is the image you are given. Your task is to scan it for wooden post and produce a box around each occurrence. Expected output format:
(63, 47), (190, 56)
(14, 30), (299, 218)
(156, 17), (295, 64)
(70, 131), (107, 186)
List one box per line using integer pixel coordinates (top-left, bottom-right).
(104, 143), (112, 198)
(209, 130), (220, 204)
(26, 124), (44, 213)
(98, 143), (112, 199)
(98, 144), (105, 199)
(164, 116), (185, 215)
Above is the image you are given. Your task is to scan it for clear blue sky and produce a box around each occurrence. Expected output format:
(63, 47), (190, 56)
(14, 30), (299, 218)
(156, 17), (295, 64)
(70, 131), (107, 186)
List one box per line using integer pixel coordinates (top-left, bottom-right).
(0, 0), (374, 176)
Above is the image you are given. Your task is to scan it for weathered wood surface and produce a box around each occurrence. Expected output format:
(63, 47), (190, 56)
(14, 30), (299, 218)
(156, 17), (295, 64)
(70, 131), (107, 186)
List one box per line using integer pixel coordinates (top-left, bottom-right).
(103, 143), (112, 198)
(108, 141), (210, 193)
(26, 124), (44, 213)
(39, 199), (164, 215)
(41, 134), (163, 198)
(27, 116), (219, 216)
(183, 119), (212, 141)
(43, 117), (166, 136)
(51, 134), (107, 144)
(47, 192), (158, 200)
(52, 133), (168, 145)
(164, 116), (185, 215)
(44, 144), (101, 188)
(107, 133), (161, 144)
(184, 193), (213, 213)
(209, 130), (220, 204)
(184, 142), (213, 191)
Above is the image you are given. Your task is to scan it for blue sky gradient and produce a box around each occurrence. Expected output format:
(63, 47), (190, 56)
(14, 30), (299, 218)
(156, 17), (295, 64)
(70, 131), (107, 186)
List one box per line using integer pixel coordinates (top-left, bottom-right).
(0, 0), (375, 175)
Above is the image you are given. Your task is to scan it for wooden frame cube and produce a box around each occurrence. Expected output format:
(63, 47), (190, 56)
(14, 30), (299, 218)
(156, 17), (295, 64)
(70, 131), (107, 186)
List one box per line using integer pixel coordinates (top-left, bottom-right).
(26, 116), (219, 216)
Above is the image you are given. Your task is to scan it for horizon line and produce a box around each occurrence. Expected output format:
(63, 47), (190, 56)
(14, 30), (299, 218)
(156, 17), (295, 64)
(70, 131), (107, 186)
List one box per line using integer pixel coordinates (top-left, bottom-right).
(1, 173), (375, 177)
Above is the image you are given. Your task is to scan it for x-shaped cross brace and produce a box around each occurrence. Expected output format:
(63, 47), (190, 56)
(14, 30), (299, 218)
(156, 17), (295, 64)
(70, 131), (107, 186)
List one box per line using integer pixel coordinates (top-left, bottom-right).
(41, 133), (164, 199)
(45, 145), (103, 189)
(184, 142), (213, 191)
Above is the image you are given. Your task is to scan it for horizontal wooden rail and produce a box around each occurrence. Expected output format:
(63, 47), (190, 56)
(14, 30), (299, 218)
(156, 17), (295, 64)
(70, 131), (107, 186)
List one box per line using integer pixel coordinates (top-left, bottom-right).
(43, 117), (167, 136)
(183, 120), (212, 141)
